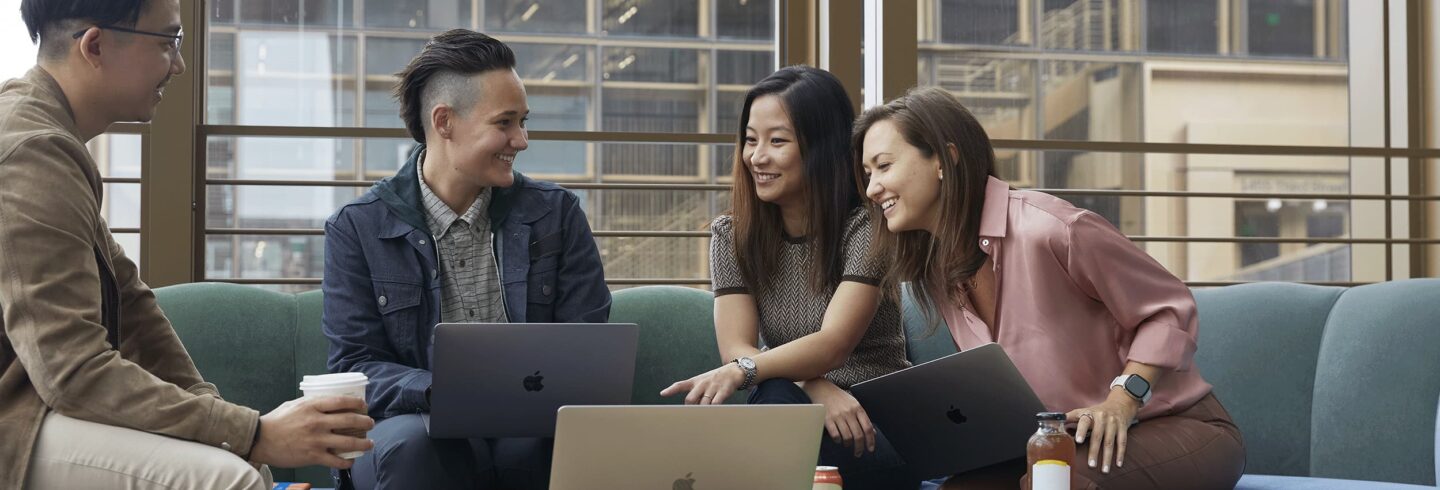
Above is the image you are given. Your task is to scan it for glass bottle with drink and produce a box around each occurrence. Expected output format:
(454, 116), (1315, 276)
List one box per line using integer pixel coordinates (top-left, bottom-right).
(1027, 412), (1075, 490)
(812, 466), (842, 489)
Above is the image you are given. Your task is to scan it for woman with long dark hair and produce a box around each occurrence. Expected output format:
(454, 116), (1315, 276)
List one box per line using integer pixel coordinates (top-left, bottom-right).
(661, 66), (914, 489)
(855, 86), (1245, 489)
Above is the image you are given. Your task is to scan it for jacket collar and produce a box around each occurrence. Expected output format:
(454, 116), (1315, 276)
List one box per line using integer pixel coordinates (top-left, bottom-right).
(373, 144), (531, 239)
(22, 66), (82, 141)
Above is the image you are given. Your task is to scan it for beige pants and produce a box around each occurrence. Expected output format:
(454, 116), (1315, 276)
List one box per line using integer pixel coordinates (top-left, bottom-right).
(24, 412), (274, 490)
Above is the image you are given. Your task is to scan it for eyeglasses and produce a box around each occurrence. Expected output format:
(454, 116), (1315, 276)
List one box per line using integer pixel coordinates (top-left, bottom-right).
(72, 25), (184, 52)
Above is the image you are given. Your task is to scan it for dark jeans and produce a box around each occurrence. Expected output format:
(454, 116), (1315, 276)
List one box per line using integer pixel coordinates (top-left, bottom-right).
(748, 378), (919, 490)
(343, 414), (552, 490)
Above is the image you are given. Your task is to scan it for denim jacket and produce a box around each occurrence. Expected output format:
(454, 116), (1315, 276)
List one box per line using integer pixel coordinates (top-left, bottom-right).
(322, 145), (611, 419)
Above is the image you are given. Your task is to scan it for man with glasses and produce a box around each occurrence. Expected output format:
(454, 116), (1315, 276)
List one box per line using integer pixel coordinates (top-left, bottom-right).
(0, 1), (375, 488)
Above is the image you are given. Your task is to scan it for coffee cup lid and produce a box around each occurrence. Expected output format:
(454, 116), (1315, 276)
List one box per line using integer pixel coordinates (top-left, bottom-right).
(300, 372), (368, 391)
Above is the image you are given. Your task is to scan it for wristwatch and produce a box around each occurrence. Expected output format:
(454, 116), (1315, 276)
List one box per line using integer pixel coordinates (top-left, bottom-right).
(1110, 374), (1151, 405)
(732, 357), (758, 391)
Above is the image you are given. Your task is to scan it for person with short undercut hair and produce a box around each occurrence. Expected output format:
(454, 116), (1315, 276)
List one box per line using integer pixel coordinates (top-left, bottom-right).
(321, 29), (611, 490)
(1, 1), (376, 489)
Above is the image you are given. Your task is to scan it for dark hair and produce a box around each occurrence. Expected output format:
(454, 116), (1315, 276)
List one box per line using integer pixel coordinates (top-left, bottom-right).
(727, 65), (859, 294)
(395, 29), (516, 144)
(21, 0), (149, 57)
(851, 86), (997, 326)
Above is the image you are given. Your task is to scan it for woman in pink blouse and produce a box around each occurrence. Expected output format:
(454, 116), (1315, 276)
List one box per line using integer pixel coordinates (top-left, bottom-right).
(853, 86), (1245, 489)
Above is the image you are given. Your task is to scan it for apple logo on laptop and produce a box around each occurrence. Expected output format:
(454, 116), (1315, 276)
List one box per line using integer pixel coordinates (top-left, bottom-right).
(523, 371), (544, 392)
(672, 472), (695, 490)
(946, 405), (968, 425)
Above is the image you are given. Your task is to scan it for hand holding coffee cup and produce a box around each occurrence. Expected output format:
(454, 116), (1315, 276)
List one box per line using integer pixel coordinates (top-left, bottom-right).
(248, 373), (375, 469)
(299, 373), (372, 459)
(250, 395), (374, 469)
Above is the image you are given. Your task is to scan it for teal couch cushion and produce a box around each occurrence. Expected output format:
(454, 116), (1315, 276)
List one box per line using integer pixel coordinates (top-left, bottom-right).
(1193, 282), (1344, 478)
(610, 286), (746, 405)
(900, 284), (957, 365)
(1308, 279), (1440, 485)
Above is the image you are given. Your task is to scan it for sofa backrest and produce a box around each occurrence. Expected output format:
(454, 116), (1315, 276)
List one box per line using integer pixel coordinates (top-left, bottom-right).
(1194, 279), (1440, 486)
(1306, 279), (1440, 485)
(609, 286), (749, 405)
(1192, 282), (1343, 478)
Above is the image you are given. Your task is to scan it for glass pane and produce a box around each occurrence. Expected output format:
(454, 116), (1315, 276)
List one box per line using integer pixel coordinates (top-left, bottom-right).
(113, 234), (142, 269)
(602, 0), (699, 38)
(601, 142), (699, 177)
(207, 185), (365, 230)
(1039, 0), (1134, 52)
(1146, 0), (1218, 54)
(513, 43), (590, 82)
(103, 184), (142, 229)
(89, 134), (144, 178)
(602, 89), (701, 133)
(237, 0), (354, 27)
(364, 84), (403, 128)
(602, 47), (699, 83)
(716, 0), (775, 40)
(207, 136), (389, 181)
(204, 235), (326, 281)
(937, 0), (1023, 46)
(485, 0), (588, 34)
(1248, 0), (1315, 57)
(919, 55), (1037, 140)
(363, 0), (470, 30)
(716, 50), (774, 86)
(366, 37), (428, 77)
(223, 33), (357, 126)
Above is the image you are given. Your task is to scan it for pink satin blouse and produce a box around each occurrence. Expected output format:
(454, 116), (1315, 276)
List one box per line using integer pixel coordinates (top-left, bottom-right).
(938, 177), (1212, 420)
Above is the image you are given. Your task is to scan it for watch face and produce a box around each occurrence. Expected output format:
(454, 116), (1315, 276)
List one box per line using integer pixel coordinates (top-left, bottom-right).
(1124, 375), (1150, 397)
(739, 358), (756, 369)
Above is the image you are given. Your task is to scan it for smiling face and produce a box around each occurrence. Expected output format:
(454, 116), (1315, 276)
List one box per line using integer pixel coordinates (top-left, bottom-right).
(434, 69), (530, 188)
(742, 95), (806, 209)
(860, 119), (944, 234)
(100, 0), (186, 123)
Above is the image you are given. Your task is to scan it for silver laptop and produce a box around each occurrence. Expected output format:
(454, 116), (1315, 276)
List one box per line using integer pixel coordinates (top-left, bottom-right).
(850, 342), (1046, 480)
(549, 405), (825, 490)
(424, 323), (639, 439)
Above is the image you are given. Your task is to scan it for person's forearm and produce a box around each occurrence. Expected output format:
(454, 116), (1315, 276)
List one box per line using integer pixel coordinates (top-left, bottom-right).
(746, 332), (852, 383)
(1111, 361), (1165, 404)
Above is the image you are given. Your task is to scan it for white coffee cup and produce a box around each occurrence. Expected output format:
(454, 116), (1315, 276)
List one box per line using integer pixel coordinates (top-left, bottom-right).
(299, 372), (369, 459)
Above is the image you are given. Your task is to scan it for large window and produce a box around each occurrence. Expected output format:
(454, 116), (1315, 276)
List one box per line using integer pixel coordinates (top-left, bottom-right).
(915, 0), (1434, 284)
(204, 0), (777, 290)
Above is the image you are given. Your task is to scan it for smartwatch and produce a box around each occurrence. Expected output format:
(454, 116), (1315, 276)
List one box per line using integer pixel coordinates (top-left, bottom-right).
(1110, 374), (1151, 405)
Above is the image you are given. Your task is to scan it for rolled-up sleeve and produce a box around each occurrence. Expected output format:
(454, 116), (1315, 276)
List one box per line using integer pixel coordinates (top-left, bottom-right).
(1063, 211), (1198, 371)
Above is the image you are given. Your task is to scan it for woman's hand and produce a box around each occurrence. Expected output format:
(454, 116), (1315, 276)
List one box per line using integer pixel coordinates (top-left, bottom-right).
(1065, 391), (1142, 474)
(660, 362), (746, 405)
(802, 379), (876, 457)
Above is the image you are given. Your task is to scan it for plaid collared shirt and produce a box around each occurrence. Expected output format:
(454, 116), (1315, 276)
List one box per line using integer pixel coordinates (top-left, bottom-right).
(418, 155), (507, 324)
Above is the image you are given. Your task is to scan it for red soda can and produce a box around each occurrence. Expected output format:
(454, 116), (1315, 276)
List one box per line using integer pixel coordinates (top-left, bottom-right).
(813, 466), (843, 489)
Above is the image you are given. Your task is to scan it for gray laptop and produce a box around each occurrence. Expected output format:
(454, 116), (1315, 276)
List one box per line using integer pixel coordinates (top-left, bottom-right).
(850, 342), (1046, 480)
(424, 322), (639, 439)
(549, 405), (825, 490)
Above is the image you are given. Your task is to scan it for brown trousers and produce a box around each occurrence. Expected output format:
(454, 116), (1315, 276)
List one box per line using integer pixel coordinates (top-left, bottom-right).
(944, 393), (1246, 490)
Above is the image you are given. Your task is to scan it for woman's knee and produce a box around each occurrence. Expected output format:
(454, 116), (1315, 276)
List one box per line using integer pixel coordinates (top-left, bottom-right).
(747, 378), (810, 404)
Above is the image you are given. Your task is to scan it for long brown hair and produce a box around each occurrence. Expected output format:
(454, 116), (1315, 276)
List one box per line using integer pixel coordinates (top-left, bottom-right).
(728, 66), (860, 293)
(851, 86), (997, 323)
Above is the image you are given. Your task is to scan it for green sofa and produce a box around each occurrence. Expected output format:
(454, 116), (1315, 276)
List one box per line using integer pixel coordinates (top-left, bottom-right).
(155, 280), (1440, 488)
